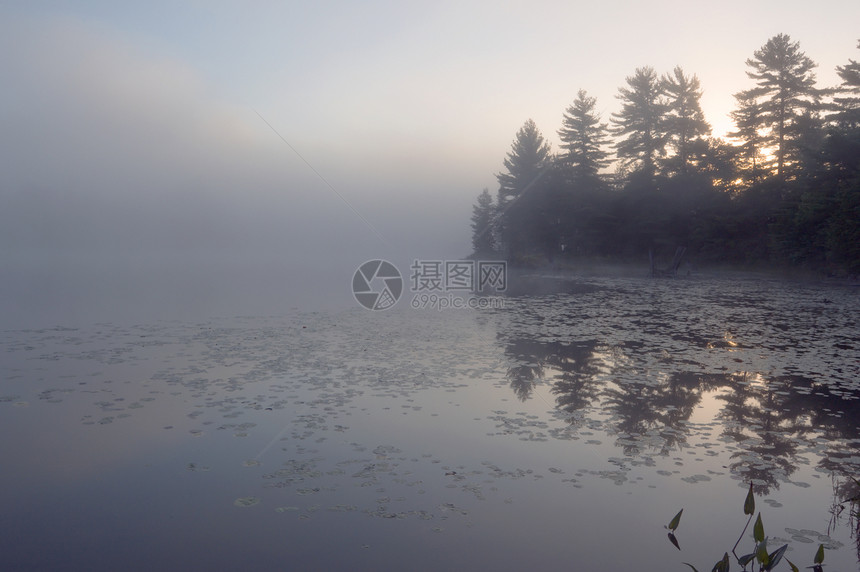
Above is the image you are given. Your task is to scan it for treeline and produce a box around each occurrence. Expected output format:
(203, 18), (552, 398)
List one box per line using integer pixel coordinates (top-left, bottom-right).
(470, 34), (860, 276)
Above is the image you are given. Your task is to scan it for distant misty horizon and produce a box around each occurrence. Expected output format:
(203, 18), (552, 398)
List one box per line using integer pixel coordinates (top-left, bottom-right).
(2, 2), (858, 327)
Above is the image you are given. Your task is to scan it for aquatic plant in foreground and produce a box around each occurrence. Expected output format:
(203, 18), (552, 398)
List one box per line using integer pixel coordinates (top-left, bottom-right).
(666, 483), (826, 571)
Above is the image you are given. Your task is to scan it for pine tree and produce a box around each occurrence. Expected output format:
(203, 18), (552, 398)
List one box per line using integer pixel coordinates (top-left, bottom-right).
(611, 67), (668, 181)
(471, 189), (497, 255)
(728, 91), (766, 185)
(661, 67), (710, 175)
(495, 119), (552, 259)
(832, 40), (860, 129)
(558, 90), (611, 186)
(496, 119), (552, 206)
(735, 34), (819, 179)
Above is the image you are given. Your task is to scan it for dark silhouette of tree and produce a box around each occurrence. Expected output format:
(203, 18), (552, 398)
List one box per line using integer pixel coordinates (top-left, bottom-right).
(558, 89), (612, 186)
(728, 91), (766, 185)
(611, 67), (668, 183)
(661, 67), (711, 176)
(819, 44), (860, 274)
(466, 35), (860, 275)
(697, 137), (741, 192)
(471, 188), (497, 255)
(496, 119), (552, 206)
(736, 34), (819, 180)
(831, 40), (860, 129)
(495, 119), (552, 261)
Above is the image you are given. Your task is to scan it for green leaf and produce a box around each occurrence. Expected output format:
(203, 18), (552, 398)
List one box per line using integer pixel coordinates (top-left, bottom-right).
(668, 508), (683, 531)
(786, 558), (799, 572)
(764, 544), (788, 570)
(738, 552), (756, 566)
(753, 513), (765, 543)
(711, 552), (730, 572)
(683, 563), (700, 572)
(814, 543), (825, 564)
(744, 482), (755, 515)
(756, 538), (769, 566)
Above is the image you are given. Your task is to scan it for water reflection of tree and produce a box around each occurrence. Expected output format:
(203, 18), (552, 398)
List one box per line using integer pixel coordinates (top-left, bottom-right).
(830, 477), (860, 563)
(602, 372), (703, 456)
(716, 374), (812, 494)
(503, 338), (600, 405)
(502, 336), (706, 454)
(499, 334), (860, 499)
(797, 377), (860, 481)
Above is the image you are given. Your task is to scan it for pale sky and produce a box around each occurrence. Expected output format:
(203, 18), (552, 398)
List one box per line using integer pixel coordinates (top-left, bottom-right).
(1, 1), (858, 326)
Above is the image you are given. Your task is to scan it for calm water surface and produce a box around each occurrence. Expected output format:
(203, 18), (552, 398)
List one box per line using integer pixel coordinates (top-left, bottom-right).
(2, 276), (859, 571)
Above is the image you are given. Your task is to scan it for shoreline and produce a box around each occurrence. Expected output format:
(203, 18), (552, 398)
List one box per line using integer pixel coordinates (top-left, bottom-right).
(502, 262), (860, 296)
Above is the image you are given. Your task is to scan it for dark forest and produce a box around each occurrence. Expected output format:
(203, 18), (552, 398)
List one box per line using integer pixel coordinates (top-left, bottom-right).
(471, 34), (860, 276)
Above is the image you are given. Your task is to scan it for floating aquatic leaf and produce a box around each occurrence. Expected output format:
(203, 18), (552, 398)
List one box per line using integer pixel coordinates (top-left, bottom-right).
(668, 508), (683, 531)
(786, 558), (799, 572)
(233, 497), (260, 507)
(668, 532), (680, 550)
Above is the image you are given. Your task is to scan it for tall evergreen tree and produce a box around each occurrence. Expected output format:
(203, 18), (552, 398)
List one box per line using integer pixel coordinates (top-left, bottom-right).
(735, 33), (819, 179)
(611, 67), (668, 181)
(661, 67), (710, 175)
(496, 119), (552, 206)
(558, 90), (611, 186)
(728, 91), (766, 185)
(471, 188), (497, 255)
(495, 119), (552, 259)
(832, 40), (860, 128)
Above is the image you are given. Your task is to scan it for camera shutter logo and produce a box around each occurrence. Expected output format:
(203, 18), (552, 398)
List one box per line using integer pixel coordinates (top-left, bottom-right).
(352, 260), (403, 310)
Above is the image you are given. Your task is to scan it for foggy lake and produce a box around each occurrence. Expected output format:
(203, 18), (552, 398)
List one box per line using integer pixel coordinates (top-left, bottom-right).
(2, 274), (858, 571)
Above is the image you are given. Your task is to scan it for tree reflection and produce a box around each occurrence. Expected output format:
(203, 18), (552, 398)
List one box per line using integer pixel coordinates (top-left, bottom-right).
(716, 374), (860, 494)
(503, 338), (600, 404)
(602, 372), (702, 456)
(830, 477), (860, 563)
(716, 374), (801, 493)
(499, 334), (860, 497)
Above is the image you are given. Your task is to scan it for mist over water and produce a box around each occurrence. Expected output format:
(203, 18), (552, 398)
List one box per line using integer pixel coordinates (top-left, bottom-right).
(0, 13), (476, 330)
(3, 6), (860, 572)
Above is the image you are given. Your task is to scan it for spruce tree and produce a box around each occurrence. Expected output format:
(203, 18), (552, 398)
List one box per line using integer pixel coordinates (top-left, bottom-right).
(661, 67), (711, 175)
(471, 189), (497, 255)
(832, 40), (860, 129)
(558, 90), (611, 186)
(495, 119), (552, 259)
(728, 91), (766, 185)
(611, 67), (668, 182)
(496, 119), (552, 206)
